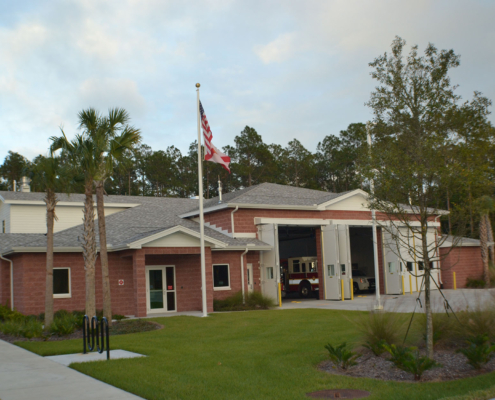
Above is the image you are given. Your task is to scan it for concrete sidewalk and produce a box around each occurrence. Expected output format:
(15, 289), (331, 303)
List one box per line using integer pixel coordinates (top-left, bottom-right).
(280, 288), (495, 313)
(0, 339), (143, 400)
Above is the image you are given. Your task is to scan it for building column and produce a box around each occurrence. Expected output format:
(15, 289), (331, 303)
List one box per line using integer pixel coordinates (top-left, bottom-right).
(132, 249), (147, 317)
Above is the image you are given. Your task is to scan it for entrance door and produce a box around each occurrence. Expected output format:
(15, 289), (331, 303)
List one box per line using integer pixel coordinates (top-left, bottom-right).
(146, 266), (176, 313)
(383, 232), (402, 294)
(259, 224), (279, 302)
(247, 263), (254, 293)
(338, 225), (352, 299)
(322, 225), (341, 300)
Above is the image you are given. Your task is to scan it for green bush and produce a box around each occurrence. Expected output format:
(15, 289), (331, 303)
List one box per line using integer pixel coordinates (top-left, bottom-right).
(401, 351), (441, 381)
(0, 303), (25, 322)
(457, 335), (495, 370)
(112, 314), (128, 321)
(71, 310), (86, 328)
(50, 313), (78, 336)
(54, 309), (72, 319)
(383, 343), (439, 380)
(454, 300), (495, 342)
(354, 310), (407, 350)
(213, 291), (275, 311)
(324, 342), (360, 370)
(0, 318), (43, 338)
(364, 339), (387, 356)
(466, 278), (486, 289)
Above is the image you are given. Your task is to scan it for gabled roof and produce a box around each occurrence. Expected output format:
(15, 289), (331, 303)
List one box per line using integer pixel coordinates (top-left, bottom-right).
(181, 183), (355, 217)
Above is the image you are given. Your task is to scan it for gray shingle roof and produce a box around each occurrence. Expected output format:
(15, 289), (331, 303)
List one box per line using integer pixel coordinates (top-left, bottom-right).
(202, 182), (350, 209)
(0, 196), (269, 253)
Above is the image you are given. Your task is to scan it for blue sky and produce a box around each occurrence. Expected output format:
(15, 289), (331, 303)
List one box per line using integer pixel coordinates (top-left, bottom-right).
(1, 0), (494, 162)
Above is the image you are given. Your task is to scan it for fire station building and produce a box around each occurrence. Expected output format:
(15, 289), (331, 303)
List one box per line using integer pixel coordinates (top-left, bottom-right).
(0, 183), (478, 317)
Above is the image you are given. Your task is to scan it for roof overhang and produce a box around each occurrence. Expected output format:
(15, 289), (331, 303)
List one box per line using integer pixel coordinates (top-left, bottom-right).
(179, 202), (318, 218)
(316, 189), (369, 210)
(2, 199), (140, 208)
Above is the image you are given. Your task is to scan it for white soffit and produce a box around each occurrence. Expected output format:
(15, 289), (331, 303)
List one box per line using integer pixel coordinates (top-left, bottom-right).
(143, 232), (212, 248)
(254, 218), (331, 226)
(319, 190), (369, 211)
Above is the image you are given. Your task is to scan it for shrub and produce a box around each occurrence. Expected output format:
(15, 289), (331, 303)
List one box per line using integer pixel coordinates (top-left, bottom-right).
(50, 313), (78, 336)
(71, 310), (86, 328)
(213, 291), (275, 311)
(354, 310), (407, 350)
(457, 335), (495, 370)
(0, 303), (25, 322)
(0, 318), (43, 338)
(454, 299), (495, 342)
(324, 342), (361, 370)
(112, 314), (128, 321)
(364, 339), (387, 356)
(401, 351), (441, 381)
(382, 343), (417, 368)
(466, 278), (486, 289)
(419, 312), (455, 347)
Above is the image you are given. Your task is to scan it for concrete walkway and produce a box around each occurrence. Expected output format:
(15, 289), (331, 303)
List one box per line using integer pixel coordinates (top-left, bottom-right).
(280, 288), (495, 313)
(0, 339), (143, 400)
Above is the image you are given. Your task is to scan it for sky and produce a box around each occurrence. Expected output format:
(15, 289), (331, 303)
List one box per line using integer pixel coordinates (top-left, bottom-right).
(1, 0), (494, 163)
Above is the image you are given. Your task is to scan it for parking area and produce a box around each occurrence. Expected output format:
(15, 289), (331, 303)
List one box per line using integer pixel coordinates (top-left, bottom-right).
(280, 288), (495, 313)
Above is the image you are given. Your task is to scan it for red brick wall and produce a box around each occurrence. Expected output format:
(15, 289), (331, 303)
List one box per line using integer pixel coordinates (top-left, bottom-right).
(0, 258), (10, 306)
(440, 247), (483, 289)
(204, 209), (233, 233)
(10, 252), (136, 316)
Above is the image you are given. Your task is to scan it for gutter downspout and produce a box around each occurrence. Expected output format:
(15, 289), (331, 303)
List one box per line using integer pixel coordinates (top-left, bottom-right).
(231, 206), (239, 237)
(0, 254), (13, 311)
(240, 247), (249, 304)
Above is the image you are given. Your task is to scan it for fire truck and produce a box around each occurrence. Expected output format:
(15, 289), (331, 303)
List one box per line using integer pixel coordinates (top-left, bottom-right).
(281, 257), (319, 298)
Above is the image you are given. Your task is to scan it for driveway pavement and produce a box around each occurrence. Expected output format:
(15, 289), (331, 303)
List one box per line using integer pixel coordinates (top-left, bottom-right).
(280, 288), (495, 313)
(0, 339), (143, 400)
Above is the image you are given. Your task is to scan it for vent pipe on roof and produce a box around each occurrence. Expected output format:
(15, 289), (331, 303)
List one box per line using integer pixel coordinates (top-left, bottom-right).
(20, 176), (31, 193)
(13, 180), (16, 192)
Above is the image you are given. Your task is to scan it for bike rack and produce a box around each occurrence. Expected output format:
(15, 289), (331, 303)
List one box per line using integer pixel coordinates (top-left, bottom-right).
(83, 315), (110, 360)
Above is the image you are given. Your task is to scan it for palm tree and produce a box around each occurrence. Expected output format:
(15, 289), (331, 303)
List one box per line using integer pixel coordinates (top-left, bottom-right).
(51, 108), (141, 322)
(80, 108), (141, 324)
(28, 156), (73, 327)
(476, 196), (494, 286)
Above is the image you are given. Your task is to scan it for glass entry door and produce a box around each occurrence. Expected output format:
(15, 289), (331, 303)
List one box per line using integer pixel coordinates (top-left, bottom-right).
(146, 266), (176, 313)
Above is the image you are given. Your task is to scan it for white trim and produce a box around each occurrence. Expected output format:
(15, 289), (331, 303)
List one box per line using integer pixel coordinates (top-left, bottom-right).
(3, 199), (140, 208)
(213, 263), (231, 290)
(180, 202), (318, 218)
(179, 203), (229, 218)
(127, 226), (228, 249)
(145, 265), (177, 313)
(212, 245), (272, 251)
(316, 189), (369, 210)
(53, 267), (71, 298)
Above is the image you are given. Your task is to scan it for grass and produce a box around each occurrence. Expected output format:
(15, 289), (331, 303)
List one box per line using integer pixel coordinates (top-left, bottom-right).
(16, 309), (495, 400)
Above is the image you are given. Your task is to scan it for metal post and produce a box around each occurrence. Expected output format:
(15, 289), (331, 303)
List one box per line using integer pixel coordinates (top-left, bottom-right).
(453, 272), (457, 290)
(367, 122), (382, 310)
(196, 83), (208, 318)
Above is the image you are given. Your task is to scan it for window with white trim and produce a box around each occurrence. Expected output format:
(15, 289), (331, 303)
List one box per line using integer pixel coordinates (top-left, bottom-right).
(53, 268), (71, 298)
(2, 220), (5, 233)
(213, 264), (230, 290)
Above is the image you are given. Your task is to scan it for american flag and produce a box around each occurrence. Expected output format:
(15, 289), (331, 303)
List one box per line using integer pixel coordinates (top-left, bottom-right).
(199, 101), (231, 173)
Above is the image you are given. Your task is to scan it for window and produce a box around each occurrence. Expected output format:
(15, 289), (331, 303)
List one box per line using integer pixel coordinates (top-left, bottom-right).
(2, 220), (5, 233)
(292, 260), (300, 273)
(327, 264), (335, 277)
(388, 262), (395, 274)
(53, 268), (71, 298)
(399, 262), (403, 272)
(301, 263), (306, 273)
(418, 262), (424, 271)
(213, 264), (230, 290)
(309, 262), (317, 272)
(406, 262), (414, 272)
(266, 267), (274, 280)
(340, 264), (346, 275)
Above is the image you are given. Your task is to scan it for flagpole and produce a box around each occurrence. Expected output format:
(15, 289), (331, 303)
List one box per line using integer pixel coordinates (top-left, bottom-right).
(196, 83), (208, 317)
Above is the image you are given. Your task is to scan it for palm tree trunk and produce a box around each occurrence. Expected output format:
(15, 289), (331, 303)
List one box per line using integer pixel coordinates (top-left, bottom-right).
(44, 190), (57, 328)
(82, 182), (97, 318)
(480, 213), (489, 286)
(96, 181), (112, 326)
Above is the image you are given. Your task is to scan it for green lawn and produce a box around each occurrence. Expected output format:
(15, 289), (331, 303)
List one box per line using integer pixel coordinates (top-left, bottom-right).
(17, 309), (495, 400)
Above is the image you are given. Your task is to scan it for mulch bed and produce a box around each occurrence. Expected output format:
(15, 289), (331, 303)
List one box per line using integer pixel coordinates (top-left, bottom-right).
(0, 319), (162, 344)
(319, 347), (495, 382)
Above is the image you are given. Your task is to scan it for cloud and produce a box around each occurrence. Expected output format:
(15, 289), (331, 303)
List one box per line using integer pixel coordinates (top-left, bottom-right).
(254, 33), (297, 64)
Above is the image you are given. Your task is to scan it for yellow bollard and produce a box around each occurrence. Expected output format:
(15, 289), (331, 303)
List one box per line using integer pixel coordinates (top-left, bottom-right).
(402, 275), (405, 296)
(453, 272), (457, 290)
(350, 279), (354, 300)
(409, 275), (413, 295)
(278, 283), (282, 307)
(341, 279), (345, 301)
